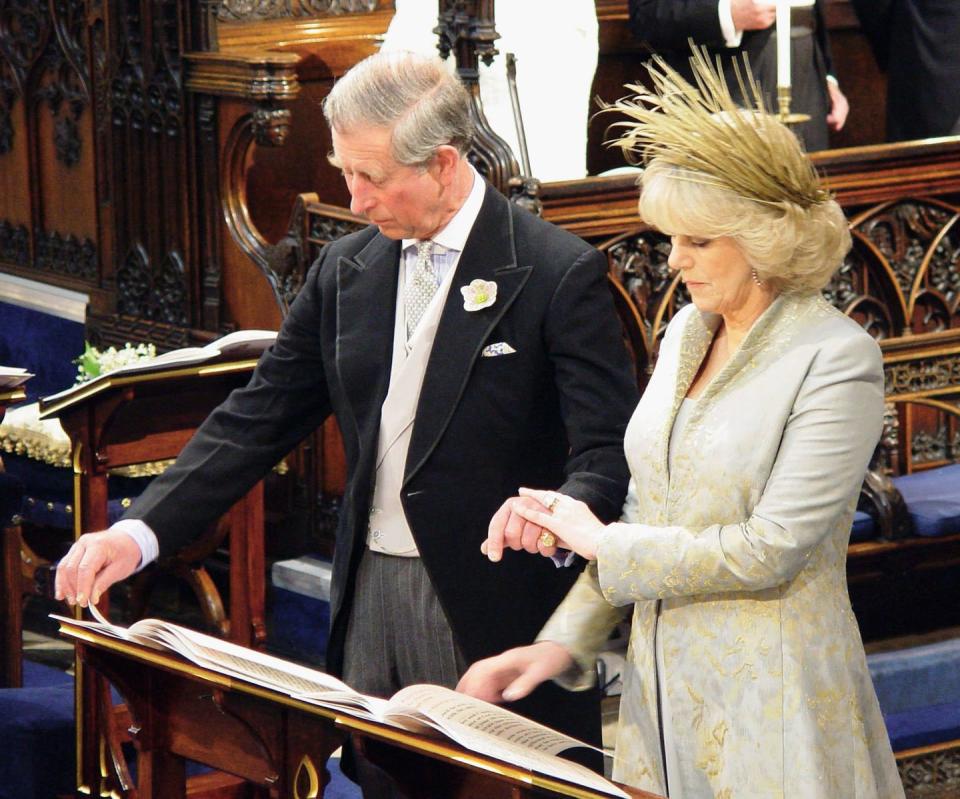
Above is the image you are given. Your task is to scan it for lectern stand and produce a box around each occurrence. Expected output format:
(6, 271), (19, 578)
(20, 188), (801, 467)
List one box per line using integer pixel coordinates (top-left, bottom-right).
(59, 621), (662, 799)
(0, 385), (27, 686)
(40, 359), (267, 797)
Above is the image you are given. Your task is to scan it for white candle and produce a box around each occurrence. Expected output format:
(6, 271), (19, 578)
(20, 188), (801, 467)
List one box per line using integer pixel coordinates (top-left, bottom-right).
(776, 0), (791, 89)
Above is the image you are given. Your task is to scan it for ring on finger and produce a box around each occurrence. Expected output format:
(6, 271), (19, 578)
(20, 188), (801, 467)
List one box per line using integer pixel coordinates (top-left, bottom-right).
(538, 531), (557, 548)
(545, 493), (560, 513)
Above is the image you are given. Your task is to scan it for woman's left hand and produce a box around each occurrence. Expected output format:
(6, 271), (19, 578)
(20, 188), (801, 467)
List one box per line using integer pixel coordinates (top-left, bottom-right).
(511, 487), (605, 561)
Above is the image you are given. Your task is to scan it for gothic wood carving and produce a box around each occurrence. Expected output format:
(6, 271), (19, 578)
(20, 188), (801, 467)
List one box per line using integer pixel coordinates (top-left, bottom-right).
(208, 0), (378, 22)
(435, 0), (519, 195)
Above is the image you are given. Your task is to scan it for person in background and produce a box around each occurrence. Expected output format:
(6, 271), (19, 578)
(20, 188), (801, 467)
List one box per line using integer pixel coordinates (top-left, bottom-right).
(54, 50), (638, 798)
(851, 0), (960, 142)
(628, 0), (848, 151)
(459, 49), (903, 798)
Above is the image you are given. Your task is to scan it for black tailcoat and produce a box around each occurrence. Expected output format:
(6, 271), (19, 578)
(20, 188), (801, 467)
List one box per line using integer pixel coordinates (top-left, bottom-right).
(127, 182), (638, 745)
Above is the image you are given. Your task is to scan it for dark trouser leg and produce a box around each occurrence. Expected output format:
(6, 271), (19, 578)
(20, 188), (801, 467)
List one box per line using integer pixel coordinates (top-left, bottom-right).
(342, 551), (466, 799)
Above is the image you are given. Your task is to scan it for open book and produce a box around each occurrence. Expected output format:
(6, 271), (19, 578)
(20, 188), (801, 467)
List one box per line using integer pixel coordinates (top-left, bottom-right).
(40, 329), (277, 409)
(53, 607), (627, 798)
(0, 366), (33, 389)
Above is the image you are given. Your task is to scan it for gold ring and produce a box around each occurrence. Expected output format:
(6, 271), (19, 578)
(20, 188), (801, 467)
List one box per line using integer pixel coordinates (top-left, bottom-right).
(538, 531), (557, 548)
(546, 494), (560, 512)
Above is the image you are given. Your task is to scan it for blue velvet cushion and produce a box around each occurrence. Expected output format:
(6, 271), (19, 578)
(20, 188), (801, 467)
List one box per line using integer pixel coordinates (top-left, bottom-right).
(868, 637), (960, 750)
(850, 509), (876, 542)
(892, 463), (960, 537)
(269, 556), (332, 667)
(0, 662), (75, 799)
(868, 638), (960, 714)
(0, 301), (84, 401)
(3, 453), (152, 532)
(883, 700), (960, 752)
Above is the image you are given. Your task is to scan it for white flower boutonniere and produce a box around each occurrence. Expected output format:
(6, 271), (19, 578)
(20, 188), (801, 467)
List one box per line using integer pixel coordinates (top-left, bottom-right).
(461, 279), (497, 312)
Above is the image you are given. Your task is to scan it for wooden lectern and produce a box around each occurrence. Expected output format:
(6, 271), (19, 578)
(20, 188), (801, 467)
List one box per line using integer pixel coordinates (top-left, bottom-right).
(59, 620), (662, 799)
(39, 358), (269, 797)
(0, 385), (27, 686)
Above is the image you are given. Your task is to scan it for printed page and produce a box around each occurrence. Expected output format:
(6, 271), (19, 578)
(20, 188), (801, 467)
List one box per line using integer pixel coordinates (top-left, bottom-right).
(381, 685), (628, 798)
(56, 606), (356, 698)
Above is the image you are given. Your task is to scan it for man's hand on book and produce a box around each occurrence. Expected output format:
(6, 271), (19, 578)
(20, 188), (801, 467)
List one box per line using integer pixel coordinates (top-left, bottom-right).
(55, 529), (142, 607)
(456, 641), (574, 703)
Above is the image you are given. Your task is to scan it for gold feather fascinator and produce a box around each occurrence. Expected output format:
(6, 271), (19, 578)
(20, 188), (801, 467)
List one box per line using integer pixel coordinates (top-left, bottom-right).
(606, 45), (830, 210)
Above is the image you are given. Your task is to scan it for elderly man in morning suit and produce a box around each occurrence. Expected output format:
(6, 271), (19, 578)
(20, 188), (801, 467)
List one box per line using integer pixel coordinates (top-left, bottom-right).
(55, 51), (638, 796)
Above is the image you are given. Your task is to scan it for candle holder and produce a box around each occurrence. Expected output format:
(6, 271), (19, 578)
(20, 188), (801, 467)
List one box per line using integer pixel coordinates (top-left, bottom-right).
(777, 86), (811, 126)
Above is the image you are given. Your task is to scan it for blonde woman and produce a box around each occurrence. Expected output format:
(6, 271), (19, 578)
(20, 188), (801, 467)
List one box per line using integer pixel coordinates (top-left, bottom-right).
(460, 52), (903, 799)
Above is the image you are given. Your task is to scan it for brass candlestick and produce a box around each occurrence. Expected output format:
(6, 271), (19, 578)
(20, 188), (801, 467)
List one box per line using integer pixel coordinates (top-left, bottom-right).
(777, 86), (811, 126)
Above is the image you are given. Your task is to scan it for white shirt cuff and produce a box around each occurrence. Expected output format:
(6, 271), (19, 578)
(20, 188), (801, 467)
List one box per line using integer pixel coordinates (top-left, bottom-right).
(112, 518), (159, 573)
(718, 0), (743, 47)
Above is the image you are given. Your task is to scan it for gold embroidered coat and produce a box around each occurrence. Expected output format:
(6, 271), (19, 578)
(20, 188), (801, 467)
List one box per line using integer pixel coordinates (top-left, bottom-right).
(539, 293), (903, 798)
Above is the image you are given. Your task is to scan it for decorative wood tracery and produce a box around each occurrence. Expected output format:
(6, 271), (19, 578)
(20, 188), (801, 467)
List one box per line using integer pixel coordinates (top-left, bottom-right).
(435, 0), (518, 195)
(208, 0), (378, 22)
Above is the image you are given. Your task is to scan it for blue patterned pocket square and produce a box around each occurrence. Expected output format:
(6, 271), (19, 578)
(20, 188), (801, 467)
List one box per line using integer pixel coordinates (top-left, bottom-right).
(481, 342), (517, 357)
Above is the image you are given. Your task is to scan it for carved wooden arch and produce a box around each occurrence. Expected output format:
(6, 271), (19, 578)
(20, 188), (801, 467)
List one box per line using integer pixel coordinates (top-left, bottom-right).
(849, 197), (960, 335)
(907, 212), (960, 333)
(828, 230), (908, 339)
(595, 225), (685, 373)
(886, 396), (960, 477)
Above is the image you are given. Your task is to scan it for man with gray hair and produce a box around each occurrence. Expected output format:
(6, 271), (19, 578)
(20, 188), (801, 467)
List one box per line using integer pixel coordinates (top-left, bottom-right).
(55, 50), (637, 797)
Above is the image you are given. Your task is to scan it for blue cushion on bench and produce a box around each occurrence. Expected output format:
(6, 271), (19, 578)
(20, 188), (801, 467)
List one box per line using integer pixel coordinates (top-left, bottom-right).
(868, 637), (960, 714)
(892, 464), (960, 537)
(882, 700), (960, 751)
(269, 556), (332, 667)
(0, 662), (75, 799)
(868, 637), (960, 750)
(3, 452), (151, 532)
(850, 509), (876, 542)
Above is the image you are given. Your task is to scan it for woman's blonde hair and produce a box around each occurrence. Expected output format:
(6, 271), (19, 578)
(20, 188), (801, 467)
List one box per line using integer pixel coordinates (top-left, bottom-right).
(639, 159), (851, 293)
(606, 46), (851, 292)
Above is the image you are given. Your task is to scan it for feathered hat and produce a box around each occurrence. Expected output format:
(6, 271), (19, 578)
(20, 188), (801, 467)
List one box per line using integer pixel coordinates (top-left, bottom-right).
(606, 45), (830, 210)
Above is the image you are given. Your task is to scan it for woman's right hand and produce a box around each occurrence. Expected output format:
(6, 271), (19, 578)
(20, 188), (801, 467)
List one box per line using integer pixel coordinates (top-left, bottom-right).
(456, 641), (575, 703)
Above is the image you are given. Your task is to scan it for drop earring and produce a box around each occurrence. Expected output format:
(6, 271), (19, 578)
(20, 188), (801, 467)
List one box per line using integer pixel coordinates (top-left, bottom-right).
(751, 268), (764, 287)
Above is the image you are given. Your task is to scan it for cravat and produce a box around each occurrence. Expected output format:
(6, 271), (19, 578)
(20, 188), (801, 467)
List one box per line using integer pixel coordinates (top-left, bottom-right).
(405, 240), (437, 340)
